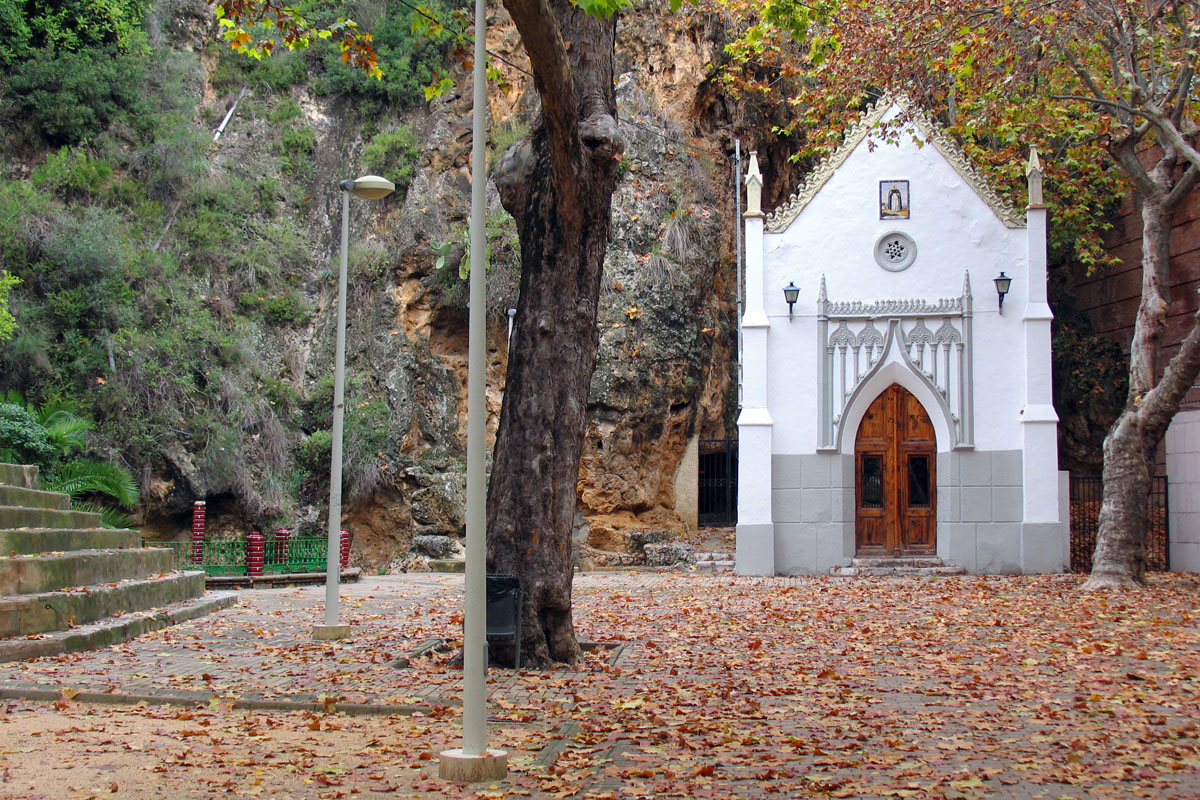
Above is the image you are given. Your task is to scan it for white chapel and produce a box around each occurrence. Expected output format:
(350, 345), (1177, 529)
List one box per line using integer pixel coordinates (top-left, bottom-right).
(736, 96), (1068, 575)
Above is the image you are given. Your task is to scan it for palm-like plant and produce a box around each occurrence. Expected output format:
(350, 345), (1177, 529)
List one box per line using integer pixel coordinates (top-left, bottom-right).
(2, 391), (92, 457)
(0, 391), (138, 528)
(45, 459), (139, 507)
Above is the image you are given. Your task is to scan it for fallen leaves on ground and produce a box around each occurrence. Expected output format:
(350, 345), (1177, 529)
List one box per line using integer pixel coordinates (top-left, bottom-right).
(0, 572), (1196, 799)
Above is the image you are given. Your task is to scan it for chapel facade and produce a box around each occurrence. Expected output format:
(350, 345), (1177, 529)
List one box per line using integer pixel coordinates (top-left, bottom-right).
(736, 97), (1068, 575)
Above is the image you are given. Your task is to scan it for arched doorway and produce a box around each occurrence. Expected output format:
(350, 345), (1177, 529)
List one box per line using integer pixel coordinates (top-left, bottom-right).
(855, 384), (937, 556)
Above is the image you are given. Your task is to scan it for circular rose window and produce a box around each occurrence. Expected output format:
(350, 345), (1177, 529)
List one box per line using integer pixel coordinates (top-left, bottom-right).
(874, 231), (917, 271)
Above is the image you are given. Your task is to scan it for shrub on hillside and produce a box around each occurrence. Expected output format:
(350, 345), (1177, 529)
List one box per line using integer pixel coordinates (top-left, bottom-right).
(0, 403), (57, 467)
(312, 0), (465, 111)
(362, 125), (419, 195)
(9, 45), (151, 145)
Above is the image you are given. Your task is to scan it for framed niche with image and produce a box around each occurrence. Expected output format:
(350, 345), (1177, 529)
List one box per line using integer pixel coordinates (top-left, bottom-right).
(880, 180), (909, 220)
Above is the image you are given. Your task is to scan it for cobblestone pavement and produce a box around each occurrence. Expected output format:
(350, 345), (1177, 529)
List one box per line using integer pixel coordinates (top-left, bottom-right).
(0, 571), (1197, 799)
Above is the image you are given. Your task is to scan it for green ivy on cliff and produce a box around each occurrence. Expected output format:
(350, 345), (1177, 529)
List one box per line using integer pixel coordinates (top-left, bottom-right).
(0, 0), (468, 532)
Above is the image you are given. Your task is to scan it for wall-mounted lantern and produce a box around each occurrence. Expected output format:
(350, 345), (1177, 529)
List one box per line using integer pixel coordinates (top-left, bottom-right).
(993, 272), (1012, 314)
(783, 282), (800, 318)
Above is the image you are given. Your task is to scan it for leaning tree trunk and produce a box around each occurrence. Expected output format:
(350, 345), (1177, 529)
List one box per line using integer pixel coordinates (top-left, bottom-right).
(486, 0), (623, 665)
(1085, 150), (1200, 590)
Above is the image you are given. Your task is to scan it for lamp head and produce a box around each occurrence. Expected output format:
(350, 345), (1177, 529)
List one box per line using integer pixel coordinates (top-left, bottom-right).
(342, 175), (395, 200)
(994, 272), (1013, 312)
(783, 282), (800, 317)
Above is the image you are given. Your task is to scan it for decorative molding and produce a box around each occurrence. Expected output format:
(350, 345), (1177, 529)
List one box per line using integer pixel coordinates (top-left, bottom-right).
(855, 320), (884, 349)
(765, 93), (1025, 233)
(874, 230), (918, 271)
(905, 319), (934, 346)
(818, 271), (975, 450)
(934, 318), (962, 344)
(829, 320), (856, 347)
(822, 296), (964, 318)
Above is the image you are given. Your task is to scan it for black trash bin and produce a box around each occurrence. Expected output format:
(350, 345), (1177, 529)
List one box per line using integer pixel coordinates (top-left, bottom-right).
(485, 574), (524, 668)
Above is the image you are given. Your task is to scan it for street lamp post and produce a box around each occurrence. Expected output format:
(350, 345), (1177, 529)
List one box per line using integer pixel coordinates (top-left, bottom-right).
(437, 0), (508, 782)
(312, 174), (394, 641)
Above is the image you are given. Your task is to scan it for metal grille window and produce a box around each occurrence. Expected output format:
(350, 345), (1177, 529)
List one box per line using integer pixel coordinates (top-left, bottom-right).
(862, 455), (883, 508)
(908, 455), (931, 507)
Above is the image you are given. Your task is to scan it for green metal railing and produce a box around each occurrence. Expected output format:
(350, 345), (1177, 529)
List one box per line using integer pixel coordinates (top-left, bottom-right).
(204, 538), (248, 575)
(148, 540), (189, 570)
(144, 536), (329, 576)
(263, 536), (327, 574)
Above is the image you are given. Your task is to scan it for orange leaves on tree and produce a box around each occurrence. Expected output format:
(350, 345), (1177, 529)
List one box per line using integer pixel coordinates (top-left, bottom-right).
(208, 0), (380, 78)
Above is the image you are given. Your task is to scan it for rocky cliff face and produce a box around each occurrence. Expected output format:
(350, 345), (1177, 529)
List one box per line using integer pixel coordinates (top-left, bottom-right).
(139, 3), (742, 569)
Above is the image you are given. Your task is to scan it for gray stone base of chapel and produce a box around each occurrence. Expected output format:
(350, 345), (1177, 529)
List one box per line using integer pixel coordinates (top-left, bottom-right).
(741, 450), (1067, 575)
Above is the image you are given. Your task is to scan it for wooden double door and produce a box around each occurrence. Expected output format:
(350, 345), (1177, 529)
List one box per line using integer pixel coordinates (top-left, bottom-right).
(854, 384), (937, 556)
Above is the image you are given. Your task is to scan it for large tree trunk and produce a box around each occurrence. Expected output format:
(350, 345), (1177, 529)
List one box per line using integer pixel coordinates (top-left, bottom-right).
(1085, 146), (1200, 590)
(486, 0), (623, 665)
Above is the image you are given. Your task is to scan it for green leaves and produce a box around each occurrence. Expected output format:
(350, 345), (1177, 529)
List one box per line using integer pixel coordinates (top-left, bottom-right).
(209, 1), (382, 80)
(0, 270), (17, 343)
(423, 75), (455, 101)
(47, 458), (140, 508)
(572, 0), (633, 19)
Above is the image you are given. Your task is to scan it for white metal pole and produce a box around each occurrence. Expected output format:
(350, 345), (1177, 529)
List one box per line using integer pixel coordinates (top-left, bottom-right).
(462, 0), (489, 758)
(324, 187), (351, 630)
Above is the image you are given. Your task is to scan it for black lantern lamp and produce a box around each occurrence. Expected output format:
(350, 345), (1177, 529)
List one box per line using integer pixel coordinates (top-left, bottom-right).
(783, 282), (800, 317)
(993, 272), (1012, 313)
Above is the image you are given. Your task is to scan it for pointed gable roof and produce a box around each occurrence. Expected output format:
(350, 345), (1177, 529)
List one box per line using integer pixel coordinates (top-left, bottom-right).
(765, 94), (1025, 233)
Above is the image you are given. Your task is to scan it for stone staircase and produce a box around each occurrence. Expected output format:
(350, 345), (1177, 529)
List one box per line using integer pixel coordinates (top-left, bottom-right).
(694, 550), (736, 572)
(830, 556), (966, 577)
(0, 462), (236, 662)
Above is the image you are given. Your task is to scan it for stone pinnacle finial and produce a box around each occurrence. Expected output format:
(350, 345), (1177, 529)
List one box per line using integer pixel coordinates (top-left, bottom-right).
(744, 151), (764, 219)
(1026, 145), (1044, 207)
(819, 274), (827, 303)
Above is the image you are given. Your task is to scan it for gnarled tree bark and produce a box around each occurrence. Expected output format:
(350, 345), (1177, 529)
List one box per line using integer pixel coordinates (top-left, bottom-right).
(486, 0), (624, 664)
(1085, 139), (1200, 590)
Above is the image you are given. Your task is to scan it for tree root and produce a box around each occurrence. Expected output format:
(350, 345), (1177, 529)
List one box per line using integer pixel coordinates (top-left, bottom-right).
(1080, 572), (1147, 591)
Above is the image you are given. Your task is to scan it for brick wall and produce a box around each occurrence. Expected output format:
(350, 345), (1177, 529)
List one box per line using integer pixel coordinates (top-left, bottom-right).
(1071, 185), (1200, 363)
(1067, 162), (1200, 477)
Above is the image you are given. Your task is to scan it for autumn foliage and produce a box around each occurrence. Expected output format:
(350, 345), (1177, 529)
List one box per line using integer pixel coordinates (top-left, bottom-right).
(209, 0), (382, 78)
(1, 572), (1197, 797)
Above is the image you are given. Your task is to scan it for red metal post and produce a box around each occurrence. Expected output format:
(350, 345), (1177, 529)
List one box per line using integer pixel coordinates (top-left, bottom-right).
(247, 530), (264, 577)
(339, 528), (351, 569)
(191, 501), (206, 566)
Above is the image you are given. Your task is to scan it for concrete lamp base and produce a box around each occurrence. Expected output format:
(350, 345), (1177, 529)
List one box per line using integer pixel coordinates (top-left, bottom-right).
(438, 748), (508, 782)
(311, 624), (352, 641)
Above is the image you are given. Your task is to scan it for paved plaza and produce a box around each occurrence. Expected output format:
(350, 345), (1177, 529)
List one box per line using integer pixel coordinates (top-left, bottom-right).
(0, 571), (1197, 799)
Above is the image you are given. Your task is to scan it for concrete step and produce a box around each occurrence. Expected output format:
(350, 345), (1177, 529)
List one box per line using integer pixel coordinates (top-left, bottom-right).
(205, 568), (362, 588)
(831, 564), (967, 577)
(0, 464), (38, 490)
(0, 528), (143, 555)
(0, 485), (69, 510)
(0, 571), (205, 637)
(850, 556), (946, 568)
(0, 591), (238, 662)
(694, 551), (736, 571)
(0, 548), (174, 597)
(0, 505), (103, 531)
(427, 559), (465, 573)
(694, 559), (736, 571)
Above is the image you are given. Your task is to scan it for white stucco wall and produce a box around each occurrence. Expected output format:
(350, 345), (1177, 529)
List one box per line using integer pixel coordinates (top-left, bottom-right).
(1166, 407), (1200, 570)
(762, 115), (1029, 455)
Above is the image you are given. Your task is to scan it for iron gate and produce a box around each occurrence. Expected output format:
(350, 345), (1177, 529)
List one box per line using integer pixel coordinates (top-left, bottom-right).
(698, 438), (737, 526)
(1069, 475), (1169, 573)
